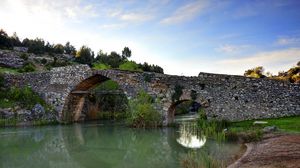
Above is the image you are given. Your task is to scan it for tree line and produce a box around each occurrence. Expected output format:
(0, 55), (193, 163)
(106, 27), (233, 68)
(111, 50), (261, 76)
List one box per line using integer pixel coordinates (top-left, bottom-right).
(0, 28), (164, 74)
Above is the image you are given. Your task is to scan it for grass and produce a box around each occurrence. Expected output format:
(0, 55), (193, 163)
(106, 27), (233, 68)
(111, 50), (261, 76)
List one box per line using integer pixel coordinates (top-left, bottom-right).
(0, 67), (19, 74)
(0, 98), (15, 108)
(181, 151), (225, 168)
(224, 116), (300, 143)
(0, 118), (17, 127)
(228, 116), (300, 133)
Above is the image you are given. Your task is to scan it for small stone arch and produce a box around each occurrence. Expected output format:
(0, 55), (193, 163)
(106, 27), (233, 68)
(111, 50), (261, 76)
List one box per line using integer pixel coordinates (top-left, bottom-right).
(61, 74), (127, 122)
(167, 99), (201, 123)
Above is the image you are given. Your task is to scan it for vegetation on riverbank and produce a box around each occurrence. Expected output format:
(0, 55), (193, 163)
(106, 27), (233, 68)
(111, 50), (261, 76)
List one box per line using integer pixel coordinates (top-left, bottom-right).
(181, 110), (300, 168)
(126, 91), (162, 128)
(195, 108), (300, 143)
(0, 74), (57, 127)
(181, 151), (225, 168)
(228, 116), (300, 133)
(0, 85), (47, 109)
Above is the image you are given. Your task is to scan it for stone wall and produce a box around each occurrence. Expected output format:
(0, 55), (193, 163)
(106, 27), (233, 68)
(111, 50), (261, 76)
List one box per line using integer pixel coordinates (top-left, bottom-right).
(0, 50), (25, 68)
(4, 65), (300, 124)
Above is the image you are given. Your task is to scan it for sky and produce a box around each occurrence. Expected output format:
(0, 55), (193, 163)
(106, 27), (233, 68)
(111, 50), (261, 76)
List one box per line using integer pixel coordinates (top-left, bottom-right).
(0, 0), (300, 76)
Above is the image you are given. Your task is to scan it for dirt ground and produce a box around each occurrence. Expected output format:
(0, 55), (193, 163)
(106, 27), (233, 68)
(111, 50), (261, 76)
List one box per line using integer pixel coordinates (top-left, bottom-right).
(228, 133), (300, 168)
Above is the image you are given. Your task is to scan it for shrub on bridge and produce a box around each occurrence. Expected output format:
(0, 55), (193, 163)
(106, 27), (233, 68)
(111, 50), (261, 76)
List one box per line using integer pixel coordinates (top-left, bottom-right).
(92, 62), (111, 70)
(119, 61), (142, 72)
(126, 91), (162, 128)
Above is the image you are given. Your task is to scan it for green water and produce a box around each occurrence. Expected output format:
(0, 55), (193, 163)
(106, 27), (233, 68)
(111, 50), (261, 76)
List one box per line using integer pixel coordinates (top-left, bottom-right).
(0, 120), (241, 168)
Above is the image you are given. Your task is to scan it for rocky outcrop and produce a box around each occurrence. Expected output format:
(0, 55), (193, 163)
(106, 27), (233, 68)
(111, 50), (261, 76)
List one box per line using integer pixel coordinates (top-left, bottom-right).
(0, 50), (25, 68)
(0, 104), (57, 123)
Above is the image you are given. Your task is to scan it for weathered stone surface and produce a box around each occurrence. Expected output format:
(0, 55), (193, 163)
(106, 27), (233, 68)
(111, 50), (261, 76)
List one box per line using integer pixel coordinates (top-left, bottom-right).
(0, 108), (14, 119)
(0, 104), (57, 122)
(13, 47), (28, 52)
(32, 104), (46, 118)
(0, 50), (24, 68)
(3, 64), (300, 125)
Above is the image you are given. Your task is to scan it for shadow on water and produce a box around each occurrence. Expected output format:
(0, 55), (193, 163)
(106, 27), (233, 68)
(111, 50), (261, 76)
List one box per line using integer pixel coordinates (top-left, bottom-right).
(0, 118), (242, 168)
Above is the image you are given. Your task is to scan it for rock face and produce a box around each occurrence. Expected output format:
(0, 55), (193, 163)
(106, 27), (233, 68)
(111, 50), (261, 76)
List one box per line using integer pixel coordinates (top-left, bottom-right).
(4, 65), (300, 125)
(13, 47), (28, 52)
(0, 104), (57, 123)
(32, 103), (46, 118)
(0, 50), (25, 68)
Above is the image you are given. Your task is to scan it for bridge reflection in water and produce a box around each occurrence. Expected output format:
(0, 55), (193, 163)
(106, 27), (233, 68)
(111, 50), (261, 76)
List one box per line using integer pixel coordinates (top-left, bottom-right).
(176, 121), (206, 149)
(0, 120), (242, 168)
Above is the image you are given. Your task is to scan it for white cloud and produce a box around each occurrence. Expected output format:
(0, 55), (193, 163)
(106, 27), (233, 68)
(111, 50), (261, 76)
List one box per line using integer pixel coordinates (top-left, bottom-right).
(119, 13), (154, 22)
(216, 44), (251, 53)
(214, 48), (300, 75)
(160, 1), (209, 25)
(99, 23), (126, 30)
(276, 37), (300, 46)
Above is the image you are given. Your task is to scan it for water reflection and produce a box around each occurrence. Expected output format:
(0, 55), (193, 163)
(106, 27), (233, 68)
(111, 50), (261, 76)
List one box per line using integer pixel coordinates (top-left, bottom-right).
(0, 121), (242, 168)
(176, 122), (206, 149)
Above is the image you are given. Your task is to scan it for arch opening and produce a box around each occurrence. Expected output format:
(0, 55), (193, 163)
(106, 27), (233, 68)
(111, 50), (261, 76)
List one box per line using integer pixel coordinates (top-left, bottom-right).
(167, 99), (201, 123)
(61, 74), (128, 123)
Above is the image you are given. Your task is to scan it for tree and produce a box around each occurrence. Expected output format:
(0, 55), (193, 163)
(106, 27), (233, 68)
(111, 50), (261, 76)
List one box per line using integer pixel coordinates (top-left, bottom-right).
(244, 66), (266, 78)
(0, 29), (12, 49)
(64, 41), (76, 55)
(122, 47), (131, 60)
(138, 62), (164, 74)
(297, 61), (300, 67)
(11, 32), (21, 46)
(109, 51), (123, 68)
(23, 38), (45, 54)
(53, 44), (64, 54)
(75, 45), (94, 65)
(44, 42), (54, 53)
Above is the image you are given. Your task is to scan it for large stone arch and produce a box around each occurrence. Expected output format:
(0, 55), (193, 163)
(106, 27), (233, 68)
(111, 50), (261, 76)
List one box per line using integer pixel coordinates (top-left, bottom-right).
(61, 73), (130, 122)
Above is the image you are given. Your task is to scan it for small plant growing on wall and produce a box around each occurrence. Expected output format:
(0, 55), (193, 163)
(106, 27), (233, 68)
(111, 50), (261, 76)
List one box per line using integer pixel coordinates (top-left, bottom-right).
(172, 84), (183, 102)
(190, 90), (197, 101)
(143, 73), (153, 82)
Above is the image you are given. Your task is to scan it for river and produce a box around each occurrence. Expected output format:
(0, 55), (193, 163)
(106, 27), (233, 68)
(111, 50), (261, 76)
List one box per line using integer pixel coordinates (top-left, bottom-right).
(0, 115), (241, 168)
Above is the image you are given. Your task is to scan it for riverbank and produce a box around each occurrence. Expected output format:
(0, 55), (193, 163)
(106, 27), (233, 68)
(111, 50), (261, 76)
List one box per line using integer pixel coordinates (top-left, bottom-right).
(229, 133), (300, 168)
(226, 116), (300, 168)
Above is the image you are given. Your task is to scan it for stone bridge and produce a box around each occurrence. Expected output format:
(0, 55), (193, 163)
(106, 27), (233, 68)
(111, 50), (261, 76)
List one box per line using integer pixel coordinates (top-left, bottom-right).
(5, 65), (300, 125)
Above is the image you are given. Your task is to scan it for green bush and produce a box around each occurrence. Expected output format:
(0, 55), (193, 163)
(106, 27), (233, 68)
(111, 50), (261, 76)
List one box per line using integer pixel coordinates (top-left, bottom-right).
(190, 90), (197, 100)
(126, 91), (161, 128)
(18, 63), (36, 73)
(143, 73), (153, 82)
(0, 73), (4, 88)
(1, 86), (46, 109)
(93, 80), (119, 91)
(119, 61), (142, 71)
(198, 107), (207, 120)
(172, 84), (183, 102)
(20, 53), (28, 61)
(92, 62), (111, 70)
(175, 101), (192, 115)
(41, 58), (47, 64)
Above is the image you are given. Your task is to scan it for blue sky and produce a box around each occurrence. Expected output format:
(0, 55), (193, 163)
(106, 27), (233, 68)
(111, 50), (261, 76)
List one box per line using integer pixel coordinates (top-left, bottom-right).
(0, 0), (299, 75)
